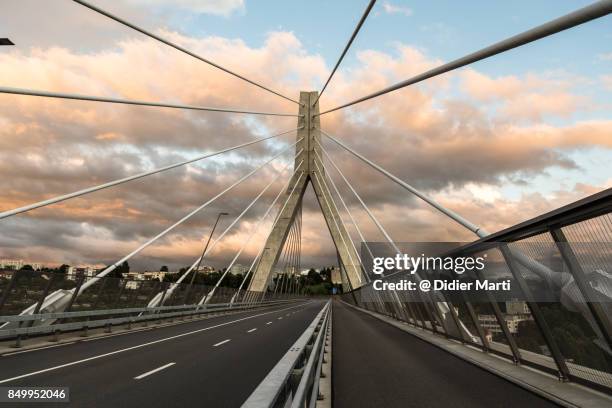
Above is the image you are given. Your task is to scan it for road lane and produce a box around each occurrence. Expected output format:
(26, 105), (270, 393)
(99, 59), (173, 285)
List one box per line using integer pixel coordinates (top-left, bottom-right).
(332, 300), (558, 408)
(0, 300), (325, 407)
(0, 301), (308, 379)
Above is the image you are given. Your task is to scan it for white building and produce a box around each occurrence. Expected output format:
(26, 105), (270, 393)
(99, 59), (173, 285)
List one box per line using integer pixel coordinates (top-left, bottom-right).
(0, 259), (24, 270)
(478, 313), (532, 335)
(0, 260), (42, 270)
(195, 265), (215, 274)
(506, 299), (530, 315)
(66, 266), (97, 281)
(125, 272), (146, 281)
(125, 280), (143, 290)
(123, 271), (179, 284)
(229, 264), (248, 275)
(144, 271), (179, 281)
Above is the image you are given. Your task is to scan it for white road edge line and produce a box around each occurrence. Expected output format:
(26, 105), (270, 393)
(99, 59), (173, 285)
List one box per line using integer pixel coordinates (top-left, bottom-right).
(134, 362), (175, 380)
(247, 328), (257, 333)
(0, 301), (311, 384)
(213, 339), (231, 347)
(2, 342), (76, 356)
(266, 322), (272, 325)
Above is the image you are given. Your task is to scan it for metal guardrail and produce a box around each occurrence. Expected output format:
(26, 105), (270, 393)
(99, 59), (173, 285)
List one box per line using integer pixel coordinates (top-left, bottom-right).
(0, 299), (297, 342)
(242, 301), (331, 408)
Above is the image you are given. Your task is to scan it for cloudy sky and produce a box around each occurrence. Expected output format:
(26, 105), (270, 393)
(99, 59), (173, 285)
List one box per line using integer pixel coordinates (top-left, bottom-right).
(0, 0), (610, 272)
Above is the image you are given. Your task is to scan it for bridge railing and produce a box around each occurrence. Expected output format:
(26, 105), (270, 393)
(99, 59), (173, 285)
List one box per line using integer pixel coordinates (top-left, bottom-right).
(0, 298), (299, 345)
(0, 269), (304, 317)
(343, 188), (612, 392)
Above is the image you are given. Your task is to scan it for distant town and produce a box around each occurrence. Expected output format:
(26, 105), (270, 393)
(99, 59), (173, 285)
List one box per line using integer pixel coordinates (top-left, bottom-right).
(0, 258), (344, 293)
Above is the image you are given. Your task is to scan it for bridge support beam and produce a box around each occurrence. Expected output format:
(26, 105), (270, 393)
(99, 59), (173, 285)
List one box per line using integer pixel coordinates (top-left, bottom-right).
(245, 91), (362, 301)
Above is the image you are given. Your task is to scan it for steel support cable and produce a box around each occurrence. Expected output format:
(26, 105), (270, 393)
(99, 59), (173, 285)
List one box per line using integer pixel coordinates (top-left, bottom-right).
(280, 224), (296, 296)
(319, 128), (486, 237)
(290, 216), (300, 294)
(319, 152), (413, 316)
(297, 203), (302, 288)
(290, 204), (301, 294)
(312, 171), (363, 286)
(314, 151), (371, 255)
(317, 168), (382, 324)
(317, 1), (612, 116)
(170, 150), (303, 290)
(236, 172), (306, 296)
(295, 206), (303, 293)
(290, 217), (300, 294)
(205, 160), (304, 303)
(281, 225), (293, 295)
(320, 129), (559, 284)
(267, 176), (305, 295)
(0, 86), (299, 117)
(322, 138), (564, 340)
(235, 244), (263, 297)
(313, 159), (369, 283)
(319, 137), (487, 324)
(313, 0), (377, 106)
(269, 178), (306, 299)
(283, 222), (295, 296)
(276, 237), (289, 296)
(72, 0), (300, 105)
(231, 172), (302, 303)
(0, 128), (300, 220)
(313, 160), (358, 254)
(313, 169), (364, 275)
(153, 154), (302, 307)
(314, 143), (373, 260)
(78, 139), (301, 294)
(275, 225), (291, 297)
(314, 151), (373, 282)
(317, 142), (401, 254)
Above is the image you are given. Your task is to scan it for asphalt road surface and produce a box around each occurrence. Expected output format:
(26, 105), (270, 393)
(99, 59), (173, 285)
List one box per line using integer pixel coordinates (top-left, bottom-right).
(0, 300), (326, 407)
(332, 300), (559, 408)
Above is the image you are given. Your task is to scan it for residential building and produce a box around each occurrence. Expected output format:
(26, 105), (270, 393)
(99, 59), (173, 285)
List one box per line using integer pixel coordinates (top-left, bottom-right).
(195, 265), (215, 274)
(506, 299), (530, 315)
(0, 259), (24, 270)
(331, 266), (342, 285)
(230, 264), (248, 275)
(66, 265), (97, 281)
(478, 313), (532, 335)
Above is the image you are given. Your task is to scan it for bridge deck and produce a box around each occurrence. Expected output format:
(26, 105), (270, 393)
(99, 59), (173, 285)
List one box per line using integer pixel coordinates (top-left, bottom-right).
(332, 300), (558, 408)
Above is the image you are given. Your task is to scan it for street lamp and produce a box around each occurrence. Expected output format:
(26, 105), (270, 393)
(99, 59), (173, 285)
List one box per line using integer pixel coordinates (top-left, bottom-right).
(183, 211), (229, 304)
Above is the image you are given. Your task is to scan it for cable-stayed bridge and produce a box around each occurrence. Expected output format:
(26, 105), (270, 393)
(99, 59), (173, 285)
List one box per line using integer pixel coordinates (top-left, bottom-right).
(0, 1), (611, 407)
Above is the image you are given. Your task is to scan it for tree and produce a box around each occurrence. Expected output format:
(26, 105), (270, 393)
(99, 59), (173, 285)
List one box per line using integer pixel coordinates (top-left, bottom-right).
(160, 265), (169, 272)
(307, 269), (322, 285)
(104, 261), (129, 279)
(320, 267), (331, 281)
(58, 264), (70, 274)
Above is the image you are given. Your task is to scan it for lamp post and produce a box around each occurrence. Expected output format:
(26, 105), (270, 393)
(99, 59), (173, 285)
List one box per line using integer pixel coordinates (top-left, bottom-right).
(182, 211), (229, 304)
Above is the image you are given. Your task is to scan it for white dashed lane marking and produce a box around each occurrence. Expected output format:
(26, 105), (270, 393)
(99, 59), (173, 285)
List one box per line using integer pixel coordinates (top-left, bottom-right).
(134, 362), (175, 380)
(213, 339), (231, 347)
